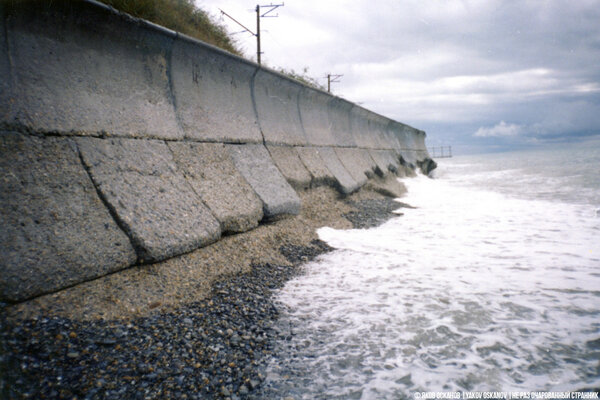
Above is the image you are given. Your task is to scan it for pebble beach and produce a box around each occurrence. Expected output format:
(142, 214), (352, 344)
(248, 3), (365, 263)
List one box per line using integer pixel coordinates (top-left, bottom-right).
(0, 187), (406, 399)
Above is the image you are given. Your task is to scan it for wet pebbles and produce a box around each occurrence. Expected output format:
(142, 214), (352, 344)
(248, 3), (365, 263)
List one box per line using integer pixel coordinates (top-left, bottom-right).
(0, 240), (332, 399)
(343, 198), (412, 229)
(0, 194), (402, 399)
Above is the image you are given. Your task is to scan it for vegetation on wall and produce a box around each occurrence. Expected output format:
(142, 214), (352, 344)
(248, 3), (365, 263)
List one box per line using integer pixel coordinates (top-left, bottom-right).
(97, 0), (242, 56)
(98, 0), (325, 91)
(277, 67), (327, 91)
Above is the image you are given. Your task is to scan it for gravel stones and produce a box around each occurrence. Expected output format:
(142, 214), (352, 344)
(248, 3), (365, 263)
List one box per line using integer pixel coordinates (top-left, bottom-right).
(0, 183), (411, 399)
(0, 241), (332, 399)
(343, 198), (413, 229)
(227, 144), (300, 219)
(0, 132), (136, 302)
(77, 137), (221, 263)
(167, 142), (263, 234)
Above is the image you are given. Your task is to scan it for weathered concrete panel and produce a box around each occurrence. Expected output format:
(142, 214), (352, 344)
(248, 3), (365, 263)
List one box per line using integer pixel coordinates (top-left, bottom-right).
(368, 149), (391, 176)
(0, 132), (137, 302)
(349, 107), (391, 149)
(369, 149), (400, 174)
(255, 69), (307, 145)
(369, 112), (396, 149)
(299, 88), (336, 146)
(349, 106), (374, 148)
(386, 149), (401, 173)
(77, 137), (221, 263)
(2, 1), (181, 138)
(329, 98), (356, 147)
(168, 142), (263, 234)
(414, 129), (432, 162)
(295, 146), (337, 187)
(335, 147), (374, 183)
(389, 121), (418, 166)
(318, 147), (362, 195)
(266, 145), (312, 190)
(228, 144), (301, 219)
(366, 175), (407, 198)
(170, 36), (262, 143)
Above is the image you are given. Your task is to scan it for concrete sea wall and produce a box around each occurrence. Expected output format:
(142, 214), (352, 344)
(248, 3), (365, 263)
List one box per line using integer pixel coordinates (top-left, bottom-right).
(0, 0), (435, 303)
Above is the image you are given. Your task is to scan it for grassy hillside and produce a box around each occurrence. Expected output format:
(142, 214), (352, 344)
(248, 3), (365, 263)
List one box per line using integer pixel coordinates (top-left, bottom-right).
(98, 0), (242, 56)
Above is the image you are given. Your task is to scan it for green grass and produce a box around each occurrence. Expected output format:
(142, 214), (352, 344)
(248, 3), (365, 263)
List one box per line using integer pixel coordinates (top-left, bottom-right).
(278, 67), (326, 91)
(97, 0), (242, 56)
(99, 0), (325, 90)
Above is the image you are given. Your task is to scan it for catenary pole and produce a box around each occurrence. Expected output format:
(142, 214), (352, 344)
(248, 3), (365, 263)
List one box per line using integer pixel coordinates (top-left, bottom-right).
(256, 5), (261, 64)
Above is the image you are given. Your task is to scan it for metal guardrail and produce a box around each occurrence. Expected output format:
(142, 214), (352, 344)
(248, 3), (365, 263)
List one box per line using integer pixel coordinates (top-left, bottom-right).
(428, 146), (452, 158)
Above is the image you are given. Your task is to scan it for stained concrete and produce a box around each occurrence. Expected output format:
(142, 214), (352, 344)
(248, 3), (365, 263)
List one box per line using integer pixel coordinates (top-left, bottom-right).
(170, 36), (261, 143)
(334, 147), (371, 185)
(317, 147), (362, 195)
(0, 132), (137, 302)
(2, 1), (181, 138)
(227, 144), (301, 219)
(295, 146), (336, 187)
(368, 149), (399, 176)
(77, 137), (221, 263)
(254, 70), (307, 146)
(298, 88), (337, 146)
(167, 142), (263, 234)
(266, 145), (312, 190)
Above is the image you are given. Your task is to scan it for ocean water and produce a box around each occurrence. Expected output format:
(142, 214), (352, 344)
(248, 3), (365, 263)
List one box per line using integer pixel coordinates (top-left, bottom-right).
(261, 138), (600, 399)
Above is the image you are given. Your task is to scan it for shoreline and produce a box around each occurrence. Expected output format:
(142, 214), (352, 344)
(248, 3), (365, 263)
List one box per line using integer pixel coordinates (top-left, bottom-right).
(1, 185), (409, 399)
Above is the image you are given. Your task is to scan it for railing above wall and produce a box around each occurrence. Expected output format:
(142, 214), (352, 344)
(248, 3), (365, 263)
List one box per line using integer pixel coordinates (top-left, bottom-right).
(428, 146), (452, 158)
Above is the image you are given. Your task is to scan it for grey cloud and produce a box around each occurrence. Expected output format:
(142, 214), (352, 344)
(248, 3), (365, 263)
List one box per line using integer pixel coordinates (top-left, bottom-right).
(199, 0), (600, 152)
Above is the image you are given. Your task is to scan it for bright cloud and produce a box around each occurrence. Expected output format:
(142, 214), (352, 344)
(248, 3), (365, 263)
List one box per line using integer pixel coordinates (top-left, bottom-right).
(474, 121), (523, 137)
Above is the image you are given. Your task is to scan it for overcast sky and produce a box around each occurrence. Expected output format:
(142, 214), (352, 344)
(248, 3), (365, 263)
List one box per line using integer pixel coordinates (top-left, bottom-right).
(196, 0), (600, 154)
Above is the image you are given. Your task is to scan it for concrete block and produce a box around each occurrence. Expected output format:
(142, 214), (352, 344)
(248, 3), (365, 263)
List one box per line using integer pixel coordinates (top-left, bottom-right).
(295, 146), (337, 187)
(266, 145), (312, 190)
(414, 129), (431, 162)
(2, 1), (181, 138)
(365, 175), (407, 198)
(170, 36), (262, 143)
(349, 107), (391, 150)
(0, 132), (136, 302)
(382, 121), (404, 154)
(385, 149), (401, 173)
(299, 87), (336, 146)
(389, 121), (418, 166)
(255, 69), (307, 145)
(77, 137), (220, 263)
(167, 142), (263, 234)
(317, 147), (362, 195)
(367, 149), (390, 177)
(349, 106), (376, 149)
(418, 158), (438, 176)
(369, 149), (398, 175)
(329, 98), (356, 147)
(335, 147), (375, 181)
(227, 144), (301, 219)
